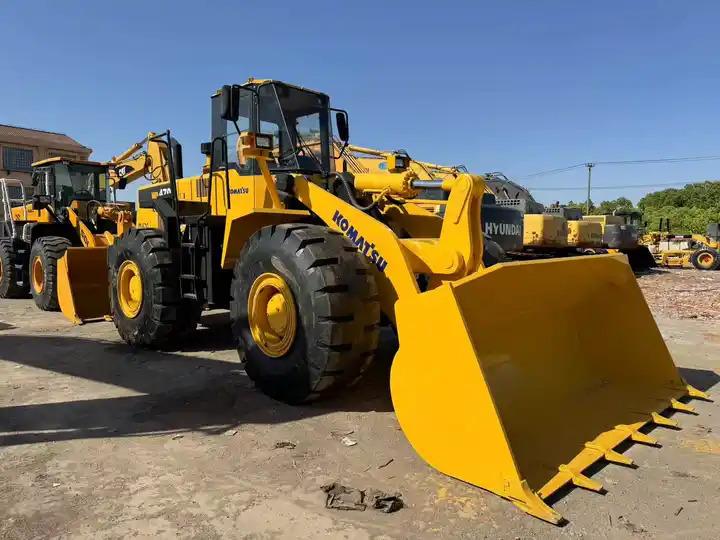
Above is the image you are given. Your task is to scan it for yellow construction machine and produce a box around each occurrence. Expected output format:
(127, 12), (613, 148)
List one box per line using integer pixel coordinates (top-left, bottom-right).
(642, 219), (720, 270)
(56, 131), (183, 323)
(0, 159), (132, 313)
(106, 79), (709, 524)
(337, 145), (524, 262)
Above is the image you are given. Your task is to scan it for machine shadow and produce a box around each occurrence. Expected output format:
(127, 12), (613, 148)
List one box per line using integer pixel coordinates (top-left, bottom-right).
(0, 328), (396, 448)
(678, 367), (720, 393)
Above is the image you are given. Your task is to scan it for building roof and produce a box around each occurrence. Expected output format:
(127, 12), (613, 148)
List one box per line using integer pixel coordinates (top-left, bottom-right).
(0, 124), (92, 154)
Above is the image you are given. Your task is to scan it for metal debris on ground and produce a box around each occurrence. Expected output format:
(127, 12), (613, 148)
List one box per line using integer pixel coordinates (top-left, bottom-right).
(321, 483), (366, 511)
(321, 483), (404, 513)
(274, 441), (296, 449)
(377, 458), (394, 469)
(171, 434), (184, 440)
(368, 490), (404, 513)
(674, 506), (684, 516)
(340, 436), (357, 447)
(330, 429), (354, 438)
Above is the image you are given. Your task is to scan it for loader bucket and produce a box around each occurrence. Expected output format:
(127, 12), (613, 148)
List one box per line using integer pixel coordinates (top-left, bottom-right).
(390, 254), (708, 524)
(57, 247), (110, 324)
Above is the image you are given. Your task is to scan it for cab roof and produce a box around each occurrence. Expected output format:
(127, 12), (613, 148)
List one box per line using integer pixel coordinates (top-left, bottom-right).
(32, 156), (108, 169)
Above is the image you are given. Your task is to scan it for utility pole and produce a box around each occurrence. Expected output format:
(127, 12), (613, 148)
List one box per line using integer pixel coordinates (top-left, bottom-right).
(585, 162), (595, 214)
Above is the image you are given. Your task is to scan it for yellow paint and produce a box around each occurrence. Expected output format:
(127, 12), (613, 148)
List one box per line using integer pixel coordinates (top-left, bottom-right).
(31, 256), (45, 294)
(117, 260), (143, 318)
(58, 248), (110, 324)
(681, 438), (720, 455)
(523, 214), (568, 247)
(247, 273), (297, 357)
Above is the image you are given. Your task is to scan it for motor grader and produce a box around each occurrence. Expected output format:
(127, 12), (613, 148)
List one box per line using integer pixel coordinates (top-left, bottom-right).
(105, 79), (709, 524)
(642, 219), (720, 270)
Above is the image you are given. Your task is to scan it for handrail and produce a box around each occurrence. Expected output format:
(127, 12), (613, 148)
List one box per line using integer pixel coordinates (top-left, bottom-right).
(0, 178), (29, 237)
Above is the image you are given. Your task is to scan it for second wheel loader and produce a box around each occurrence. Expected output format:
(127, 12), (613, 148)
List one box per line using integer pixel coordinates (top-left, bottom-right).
(106, 79), (709, 524)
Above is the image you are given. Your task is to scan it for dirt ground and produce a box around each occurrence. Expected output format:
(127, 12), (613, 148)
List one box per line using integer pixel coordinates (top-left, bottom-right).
(0, 269), (718, 539)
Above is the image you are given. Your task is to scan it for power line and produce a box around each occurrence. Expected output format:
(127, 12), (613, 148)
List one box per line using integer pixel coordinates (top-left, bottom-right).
(519, 155), (720, 178)
(527, 180), (717, 191)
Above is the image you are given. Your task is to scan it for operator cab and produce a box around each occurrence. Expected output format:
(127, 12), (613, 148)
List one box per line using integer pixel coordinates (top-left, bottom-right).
(31, 157), (109, 211)
(209, 79), (349, 176)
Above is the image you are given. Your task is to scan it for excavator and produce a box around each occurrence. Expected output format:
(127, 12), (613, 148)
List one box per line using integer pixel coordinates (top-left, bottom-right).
(101, 78), (709, 524)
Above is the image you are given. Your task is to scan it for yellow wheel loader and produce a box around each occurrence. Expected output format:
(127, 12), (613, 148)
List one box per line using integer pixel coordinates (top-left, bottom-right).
(107, 79), (709, 524)
(0, 160), (131, 313)
(55, 132), (184, 323)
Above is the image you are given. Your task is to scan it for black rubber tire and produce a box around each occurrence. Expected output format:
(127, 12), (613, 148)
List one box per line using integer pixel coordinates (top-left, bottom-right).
(108, 228), (200, 346)
(29, 236), (71, 310)
(230, 224), (380, 404)
(690, 248), (720, 271)
(0, 238), (29, 298)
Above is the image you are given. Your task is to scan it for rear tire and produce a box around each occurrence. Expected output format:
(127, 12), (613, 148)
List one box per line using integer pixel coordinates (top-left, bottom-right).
(29, 236), (71, 310)
(230, 224), (380, 404)
(690, 248), (720, 271)
(0, 238), (29, 298)
(109, 228), (200, 346)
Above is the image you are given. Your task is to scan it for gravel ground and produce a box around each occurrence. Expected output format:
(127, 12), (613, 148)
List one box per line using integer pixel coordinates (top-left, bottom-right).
(0, 270), (718, 539)
(637, 268), (720, 320)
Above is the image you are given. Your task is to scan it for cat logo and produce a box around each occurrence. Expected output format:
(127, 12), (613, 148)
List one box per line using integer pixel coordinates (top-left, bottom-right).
(116, 165), (133, 177)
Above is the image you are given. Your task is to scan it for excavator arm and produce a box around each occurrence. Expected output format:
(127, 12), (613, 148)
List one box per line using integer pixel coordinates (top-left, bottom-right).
(109, 132), (177, 188)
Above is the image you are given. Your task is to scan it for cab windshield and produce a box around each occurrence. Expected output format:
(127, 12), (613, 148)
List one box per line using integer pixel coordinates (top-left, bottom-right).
(52, 164), (108, 207)
(256, 83), (331, 173)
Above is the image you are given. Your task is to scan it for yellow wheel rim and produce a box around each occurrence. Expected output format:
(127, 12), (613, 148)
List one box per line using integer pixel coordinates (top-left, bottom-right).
(32, 256), (45, 294)
(247, 272), (297, 357)
(118, 260), (143, 318)
(698, 252), (714, 269)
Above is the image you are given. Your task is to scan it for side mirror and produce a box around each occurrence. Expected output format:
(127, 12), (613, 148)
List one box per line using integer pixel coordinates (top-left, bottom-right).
(220, 84), (240, 121)
(116, 177), (128, 190)
(335, 111), (349, 142)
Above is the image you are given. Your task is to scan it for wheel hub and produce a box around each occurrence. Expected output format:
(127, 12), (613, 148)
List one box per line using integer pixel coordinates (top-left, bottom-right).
(118, 260), (143, 318)
(248, 273), (297, 357)
(698, 253), (713, 268)
(32, 256), (44, 293)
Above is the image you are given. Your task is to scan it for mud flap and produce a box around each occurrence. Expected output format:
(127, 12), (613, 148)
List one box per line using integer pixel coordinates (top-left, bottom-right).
(57, 247), (110, 324)
(390, 254), (708, 523)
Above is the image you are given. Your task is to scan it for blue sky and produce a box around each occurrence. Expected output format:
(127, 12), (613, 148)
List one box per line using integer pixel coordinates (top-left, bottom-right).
(2, 1), (719, 205)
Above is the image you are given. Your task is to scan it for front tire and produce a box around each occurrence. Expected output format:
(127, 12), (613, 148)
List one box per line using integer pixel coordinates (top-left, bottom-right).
(109, 228), (200, 346)
(29, 236), (71, 310)
(230, 224), (380, 404)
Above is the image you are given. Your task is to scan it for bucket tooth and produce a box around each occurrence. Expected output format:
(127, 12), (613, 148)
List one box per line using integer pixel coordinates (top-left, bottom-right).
(651, 412), (679, 428)
(585, 443), (634, 466)
(617, 425), (658, 446)
(686, 384), (711, 401)
(670, 399), (695, 413)
(558, 465), (604, 492)
(512, 481), (564, 525)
